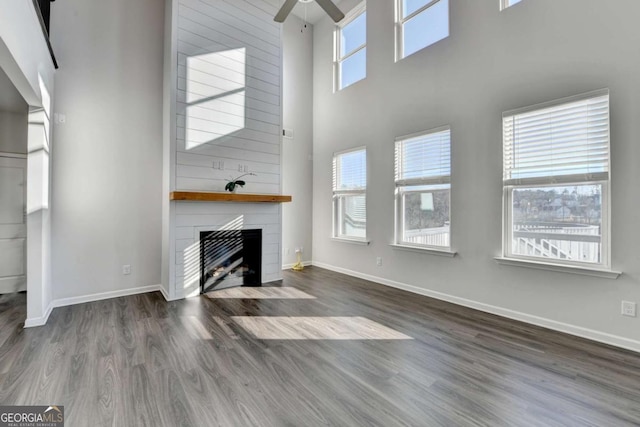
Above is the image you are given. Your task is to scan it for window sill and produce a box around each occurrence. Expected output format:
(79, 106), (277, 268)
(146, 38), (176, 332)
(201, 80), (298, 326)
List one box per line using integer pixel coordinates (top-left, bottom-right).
(390, 244), (457, 257)
(331, 237), (370, 246)
(494, 257), (621, 279)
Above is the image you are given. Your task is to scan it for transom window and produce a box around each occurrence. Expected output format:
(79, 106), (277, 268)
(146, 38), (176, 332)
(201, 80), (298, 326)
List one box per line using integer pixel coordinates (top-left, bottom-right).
(333, 147), (367, 240)
(502, 90), (611, 268)
(501, 0), (523, 10)
(334, 2), (366, 91)
(395, 127), (451, 249)
(396, 0), (449, 60)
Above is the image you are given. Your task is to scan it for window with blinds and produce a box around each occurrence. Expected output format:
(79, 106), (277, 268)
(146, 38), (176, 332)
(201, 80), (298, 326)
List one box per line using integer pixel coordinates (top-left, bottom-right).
(502, 90), (611, 268)
(395, 127), (451, 249)
(333, 148), (367, 240)
(503, 91), (610, 185)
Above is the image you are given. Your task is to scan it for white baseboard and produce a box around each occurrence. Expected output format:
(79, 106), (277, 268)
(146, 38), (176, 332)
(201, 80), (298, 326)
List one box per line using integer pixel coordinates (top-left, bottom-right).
(158, 285), (173, 302)
(311, 261), (640, 354)
(24, 285), (165, 328)
(24, 302), (54, 328)
(282, 261), (312, 270)
(52, 285), (164, 308)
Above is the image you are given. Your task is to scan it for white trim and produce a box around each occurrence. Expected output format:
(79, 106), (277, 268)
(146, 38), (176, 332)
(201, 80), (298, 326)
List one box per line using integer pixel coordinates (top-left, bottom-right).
(282, 261), (313, 270)
(504, 88), (609, 118)
(159, 284), (182, 301)
(0, 152), (27, 159)
(494, 257), (621, 279)
(24, 285), (166, 327)
(334, 1), (367, 91)
(331, 237), (370, 245)
(395, 0), (449, 61)
(394, 125), (450, 143)
(24, 302), (54, 328)
(51, 285), (164, 308)
(390, 244), (456, 257)
(311, 261), (639, 353)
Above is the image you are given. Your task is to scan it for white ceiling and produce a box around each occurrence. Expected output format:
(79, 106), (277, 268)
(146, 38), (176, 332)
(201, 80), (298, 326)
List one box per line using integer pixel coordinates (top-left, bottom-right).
(270, 0), (346, 25)
(0, 67), (27, 113)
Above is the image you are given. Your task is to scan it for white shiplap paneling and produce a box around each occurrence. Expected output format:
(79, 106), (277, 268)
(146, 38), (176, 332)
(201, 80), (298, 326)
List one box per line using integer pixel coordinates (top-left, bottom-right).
(172, 0), (282, 298)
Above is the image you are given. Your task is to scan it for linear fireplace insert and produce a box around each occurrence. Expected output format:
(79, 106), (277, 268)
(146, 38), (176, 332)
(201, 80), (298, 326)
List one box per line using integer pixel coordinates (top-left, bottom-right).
(200, 229), (262, 293)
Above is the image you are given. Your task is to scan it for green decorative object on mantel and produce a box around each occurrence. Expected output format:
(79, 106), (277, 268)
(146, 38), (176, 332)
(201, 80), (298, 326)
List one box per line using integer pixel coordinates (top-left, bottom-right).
(225, 173), (257, 193)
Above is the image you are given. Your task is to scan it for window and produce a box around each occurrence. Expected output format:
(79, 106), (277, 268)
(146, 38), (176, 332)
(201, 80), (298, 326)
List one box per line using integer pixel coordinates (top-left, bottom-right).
(395, 127), (451, 249)
(334, 2), (366, 91)
(333, 148), (367, 240)
(501, 0), (523, 10)
(396, 0), (449, 60)
(502, 90), (610, 268)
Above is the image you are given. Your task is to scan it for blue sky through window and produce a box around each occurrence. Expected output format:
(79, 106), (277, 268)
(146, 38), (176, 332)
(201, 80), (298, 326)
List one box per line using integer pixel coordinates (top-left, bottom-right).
(338, 150), (366, 189)
(338, 10), (366, 89)
(403, 0), (449, 58)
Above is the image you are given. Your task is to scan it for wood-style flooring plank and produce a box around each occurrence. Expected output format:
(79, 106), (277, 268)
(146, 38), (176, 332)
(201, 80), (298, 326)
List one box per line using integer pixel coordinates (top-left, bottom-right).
(0, 267), (639, 426)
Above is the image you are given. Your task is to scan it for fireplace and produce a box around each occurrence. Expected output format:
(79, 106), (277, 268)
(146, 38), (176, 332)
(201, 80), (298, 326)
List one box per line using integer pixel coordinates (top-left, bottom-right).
(199, 229), (262, 293)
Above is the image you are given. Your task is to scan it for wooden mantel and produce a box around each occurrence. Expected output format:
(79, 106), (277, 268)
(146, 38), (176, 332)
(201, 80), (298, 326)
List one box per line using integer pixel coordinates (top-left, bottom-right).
(170, 191), (292, 203)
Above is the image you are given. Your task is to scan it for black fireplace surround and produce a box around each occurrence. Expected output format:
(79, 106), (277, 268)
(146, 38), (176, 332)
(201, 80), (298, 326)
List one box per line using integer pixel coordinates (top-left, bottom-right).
(200, 229), (262, 293)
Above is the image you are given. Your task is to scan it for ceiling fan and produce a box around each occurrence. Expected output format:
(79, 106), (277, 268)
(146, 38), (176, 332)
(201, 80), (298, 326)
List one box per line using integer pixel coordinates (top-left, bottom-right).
(274, 0), (345, 23)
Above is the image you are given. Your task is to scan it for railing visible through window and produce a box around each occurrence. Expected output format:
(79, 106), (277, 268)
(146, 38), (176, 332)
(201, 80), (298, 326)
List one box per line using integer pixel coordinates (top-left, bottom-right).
(333, 148), (367, 240)
(395, 126), (451, 249)
(502, 90), (610, 267)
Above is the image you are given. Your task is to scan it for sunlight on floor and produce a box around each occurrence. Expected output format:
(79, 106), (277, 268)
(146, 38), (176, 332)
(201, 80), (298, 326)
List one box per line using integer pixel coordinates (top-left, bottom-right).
(231, 316), (413, 340)
(205, 287), (316, 300)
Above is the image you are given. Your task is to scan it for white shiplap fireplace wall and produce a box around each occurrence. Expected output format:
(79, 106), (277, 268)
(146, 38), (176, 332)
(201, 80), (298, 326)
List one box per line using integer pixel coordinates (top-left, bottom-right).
(163, 0), (282, 299)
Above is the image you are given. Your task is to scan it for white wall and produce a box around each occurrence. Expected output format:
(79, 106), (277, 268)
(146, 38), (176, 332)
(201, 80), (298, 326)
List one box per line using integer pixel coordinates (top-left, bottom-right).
(0, 0), (56, 326)
(50, 0), (164, 299)
(282, 17), (313, 268)
(312, 0), (640, 349)
(0, 111), (27, 154)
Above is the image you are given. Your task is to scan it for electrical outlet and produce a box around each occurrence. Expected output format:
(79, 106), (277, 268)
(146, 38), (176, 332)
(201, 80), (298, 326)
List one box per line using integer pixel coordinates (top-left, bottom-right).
(376, 257), (382, 266)
(243, 165), (249, 172)
(122, 265), (131, 275)
(238, 164), (243, 172)
(622, 301), (637, 317)
(284, 248), (291, 256)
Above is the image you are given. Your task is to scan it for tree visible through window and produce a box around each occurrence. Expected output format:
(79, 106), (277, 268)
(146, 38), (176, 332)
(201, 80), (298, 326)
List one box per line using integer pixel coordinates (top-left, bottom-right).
(395, 127), (451, 249)
(502, 90), (610, 266)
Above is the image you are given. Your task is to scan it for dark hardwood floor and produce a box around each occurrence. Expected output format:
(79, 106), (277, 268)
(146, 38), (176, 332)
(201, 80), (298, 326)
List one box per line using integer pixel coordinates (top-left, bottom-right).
(1, 267), (640, 426)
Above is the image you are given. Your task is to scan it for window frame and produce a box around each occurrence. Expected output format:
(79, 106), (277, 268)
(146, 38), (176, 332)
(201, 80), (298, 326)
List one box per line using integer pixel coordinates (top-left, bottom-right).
(395, 0), (449, 61)
(500, 0), (523, 10)
(394, 126), (452, 251)
(501, 89), (612, 270)
(332, 146), (368, 242)
(333, 1), (367, 92)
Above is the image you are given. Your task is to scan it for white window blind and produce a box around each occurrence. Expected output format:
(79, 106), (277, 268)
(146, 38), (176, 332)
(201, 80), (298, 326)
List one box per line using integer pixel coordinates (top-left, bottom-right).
(395, 127), (451, 186)
(503, 90), (610, 186)
(334, 148), (367, 191)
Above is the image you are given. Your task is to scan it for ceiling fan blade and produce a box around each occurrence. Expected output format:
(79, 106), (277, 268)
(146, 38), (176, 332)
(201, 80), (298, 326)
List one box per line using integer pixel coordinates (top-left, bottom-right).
(315, 0), (345, 22)
(274, 0), (298, 22)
